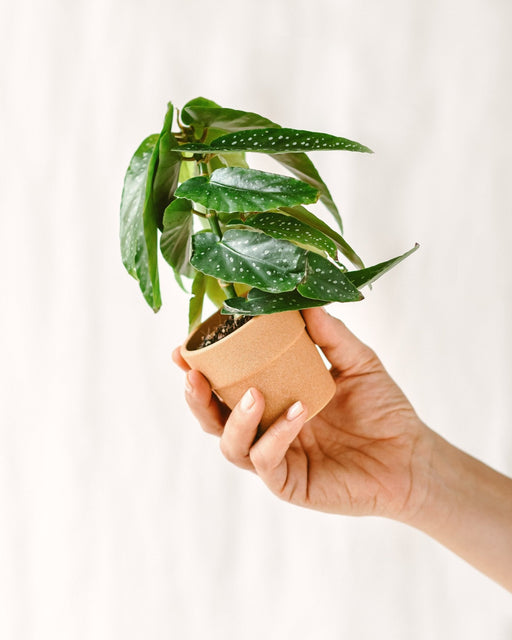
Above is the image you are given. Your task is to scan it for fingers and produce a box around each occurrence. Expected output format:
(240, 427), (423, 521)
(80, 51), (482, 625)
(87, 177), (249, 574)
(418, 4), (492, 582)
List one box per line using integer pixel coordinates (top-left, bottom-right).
(183, 369), (226, 436)
(172, 347), (190, 372)
(249, 401), (308, 493)
(174, 344), (309, 483)
(219, 388), (264, 471)
(173, 342), (264, 457)
(301, 307), (380, 376)
(173, 346), (228, 436)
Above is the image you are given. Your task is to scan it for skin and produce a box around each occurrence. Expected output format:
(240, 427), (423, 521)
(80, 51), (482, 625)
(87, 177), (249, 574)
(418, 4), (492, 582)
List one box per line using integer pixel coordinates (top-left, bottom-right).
(173, 307), (512, 592)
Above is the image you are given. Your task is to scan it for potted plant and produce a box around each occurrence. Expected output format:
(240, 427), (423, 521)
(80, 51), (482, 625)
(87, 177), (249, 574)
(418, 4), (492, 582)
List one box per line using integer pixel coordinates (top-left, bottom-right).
(120, 97), (417, 428)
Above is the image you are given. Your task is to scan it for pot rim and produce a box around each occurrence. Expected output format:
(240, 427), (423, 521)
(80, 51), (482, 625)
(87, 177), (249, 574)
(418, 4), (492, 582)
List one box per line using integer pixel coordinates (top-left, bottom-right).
(180, 309), (308, 387)
(182, 310), (260, 354)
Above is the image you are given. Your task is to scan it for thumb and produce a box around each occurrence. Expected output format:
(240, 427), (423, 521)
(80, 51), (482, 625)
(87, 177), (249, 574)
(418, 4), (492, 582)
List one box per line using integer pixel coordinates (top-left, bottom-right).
(301, 307), (380, 375)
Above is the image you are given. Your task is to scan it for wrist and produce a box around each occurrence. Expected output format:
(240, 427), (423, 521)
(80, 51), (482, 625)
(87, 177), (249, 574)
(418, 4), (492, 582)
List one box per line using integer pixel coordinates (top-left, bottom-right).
(397, 427), (462, 533)
(397, 426), (512, 591)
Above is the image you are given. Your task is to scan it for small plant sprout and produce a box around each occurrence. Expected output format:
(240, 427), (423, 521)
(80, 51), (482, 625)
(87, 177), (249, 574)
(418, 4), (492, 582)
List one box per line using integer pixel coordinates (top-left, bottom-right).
(120, 97), (418, 331)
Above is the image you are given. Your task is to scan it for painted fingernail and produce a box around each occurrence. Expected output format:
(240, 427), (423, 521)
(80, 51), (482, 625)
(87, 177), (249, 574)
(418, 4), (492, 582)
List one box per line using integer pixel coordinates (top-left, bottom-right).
(240, 388), (255, 412)
(287, 401), (304, 421)
(185, 372), (194, 394)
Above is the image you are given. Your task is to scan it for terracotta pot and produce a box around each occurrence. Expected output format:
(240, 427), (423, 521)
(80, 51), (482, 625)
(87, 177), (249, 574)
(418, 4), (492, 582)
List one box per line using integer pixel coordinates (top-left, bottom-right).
(180, 310), (336, 430)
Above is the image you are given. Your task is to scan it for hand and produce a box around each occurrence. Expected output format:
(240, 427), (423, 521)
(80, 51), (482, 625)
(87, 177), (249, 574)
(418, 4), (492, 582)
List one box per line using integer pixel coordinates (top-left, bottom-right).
(174, 308), (512, 591)
(173, 307), (433, 521)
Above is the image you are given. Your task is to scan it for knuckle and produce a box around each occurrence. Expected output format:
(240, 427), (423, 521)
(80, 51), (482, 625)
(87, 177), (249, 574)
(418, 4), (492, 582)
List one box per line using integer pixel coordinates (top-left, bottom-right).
(185, 392), (202, 411)
(249, 446), (270, 473)
(219, 437), (237, 463)
(359, 346), (382, 372)
(200, 420), (220, 436)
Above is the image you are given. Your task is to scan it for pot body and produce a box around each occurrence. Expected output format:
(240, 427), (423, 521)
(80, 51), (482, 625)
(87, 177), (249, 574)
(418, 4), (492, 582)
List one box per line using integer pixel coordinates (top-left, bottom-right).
(180, 310), (336, 430)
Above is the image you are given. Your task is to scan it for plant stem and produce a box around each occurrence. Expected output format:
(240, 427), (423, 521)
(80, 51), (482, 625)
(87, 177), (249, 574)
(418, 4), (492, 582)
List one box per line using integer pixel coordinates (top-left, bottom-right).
(208, 211), (223, 238)
(220, 281), (238, 299)
(198, 161), (238, 301)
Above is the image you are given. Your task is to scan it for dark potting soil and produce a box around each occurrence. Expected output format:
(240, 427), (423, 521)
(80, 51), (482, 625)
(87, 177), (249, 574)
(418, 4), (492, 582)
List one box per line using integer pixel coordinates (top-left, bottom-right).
(199, 315), (252, 348)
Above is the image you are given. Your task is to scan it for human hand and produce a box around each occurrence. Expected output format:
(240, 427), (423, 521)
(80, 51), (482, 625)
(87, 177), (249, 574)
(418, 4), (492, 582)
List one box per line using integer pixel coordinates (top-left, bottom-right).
(173, 307), (434, 522)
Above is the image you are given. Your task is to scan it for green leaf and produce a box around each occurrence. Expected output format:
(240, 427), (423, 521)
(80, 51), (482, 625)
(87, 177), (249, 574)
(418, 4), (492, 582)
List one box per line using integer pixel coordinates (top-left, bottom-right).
(142, 139), (162, 311)
(180, 102), (341, 228)
(175, 167), (319, 213)
(189, 270), (206, 331)
(160, 198), (194, 278)
(222, 288), (326, 315)
(180, 97), (222, 141)
(280, 206), (364, 269)
(175, 128), (373, 155)
(136, 105), (183, 310)
(222, 245), (419, 315)
(191, 230), (307, 293)
(203, 127), (229, 144)
(178, 159), (196, 183)
(209, 152), (249, 170)
(181, 104), (278, 132)
(346, 244), (420, 289)
(272, 152), (343, 232)
(205, 275), (227, 308)
(120, 134), (161, 310)
(234, 282), (251, 297)
(180, 97), (222, 125)
(297, 253), (363, 302)
(173, 269), (189, 293)
(242, 212), (337, 259)
(152, 102), (182, 229)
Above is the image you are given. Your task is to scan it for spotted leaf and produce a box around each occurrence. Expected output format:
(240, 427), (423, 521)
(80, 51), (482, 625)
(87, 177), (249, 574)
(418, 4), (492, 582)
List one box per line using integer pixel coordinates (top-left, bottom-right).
(280, 206), (364, 269)
(175, 168), (319, 213)
(175, 128), (373, 155)
(181, 100), (344, 230)
(346, 244), (419, 289)
(190, 229), (307, 293)
(222, 289), (327, 315)
(242, 212), (337, 259)
(298, 253), (363, 302)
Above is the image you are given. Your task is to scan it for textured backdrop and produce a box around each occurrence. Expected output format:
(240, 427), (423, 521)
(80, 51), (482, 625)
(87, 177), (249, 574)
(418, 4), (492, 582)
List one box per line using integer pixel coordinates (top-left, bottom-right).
(1, 0), (511, 638)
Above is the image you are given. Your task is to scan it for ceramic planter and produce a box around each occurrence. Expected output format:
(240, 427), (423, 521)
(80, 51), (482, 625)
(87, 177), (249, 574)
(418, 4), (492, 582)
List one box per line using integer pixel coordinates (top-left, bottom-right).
(180, 310), (336, 431)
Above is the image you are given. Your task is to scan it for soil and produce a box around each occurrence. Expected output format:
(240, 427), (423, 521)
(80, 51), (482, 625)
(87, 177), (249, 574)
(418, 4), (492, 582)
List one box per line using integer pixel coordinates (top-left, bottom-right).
(199, 314), (252, 348)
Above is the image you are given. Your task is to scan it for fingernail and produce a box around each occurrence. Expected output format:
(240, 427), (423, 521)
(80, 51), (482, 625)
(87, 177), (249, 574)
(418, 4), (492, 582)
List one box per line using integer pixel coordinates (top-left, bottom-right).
(287, 401), (304, 421)
(185, 372), (194, 394)
(240, 388), (255, 412)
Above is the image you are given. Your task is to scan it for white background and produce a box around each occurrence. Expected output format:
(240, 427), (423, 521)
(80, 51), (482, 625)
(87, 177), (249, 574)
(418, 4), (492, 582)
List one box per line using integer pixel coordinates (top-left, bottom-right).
(1, 0), (511, 638)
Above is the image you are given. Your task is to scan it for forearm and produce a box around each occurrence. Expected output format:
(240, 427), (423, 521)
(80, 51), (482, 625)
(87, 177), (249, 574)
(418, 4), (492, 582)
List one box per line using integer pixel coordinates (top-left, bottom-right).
(404, 428), (512, 592)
